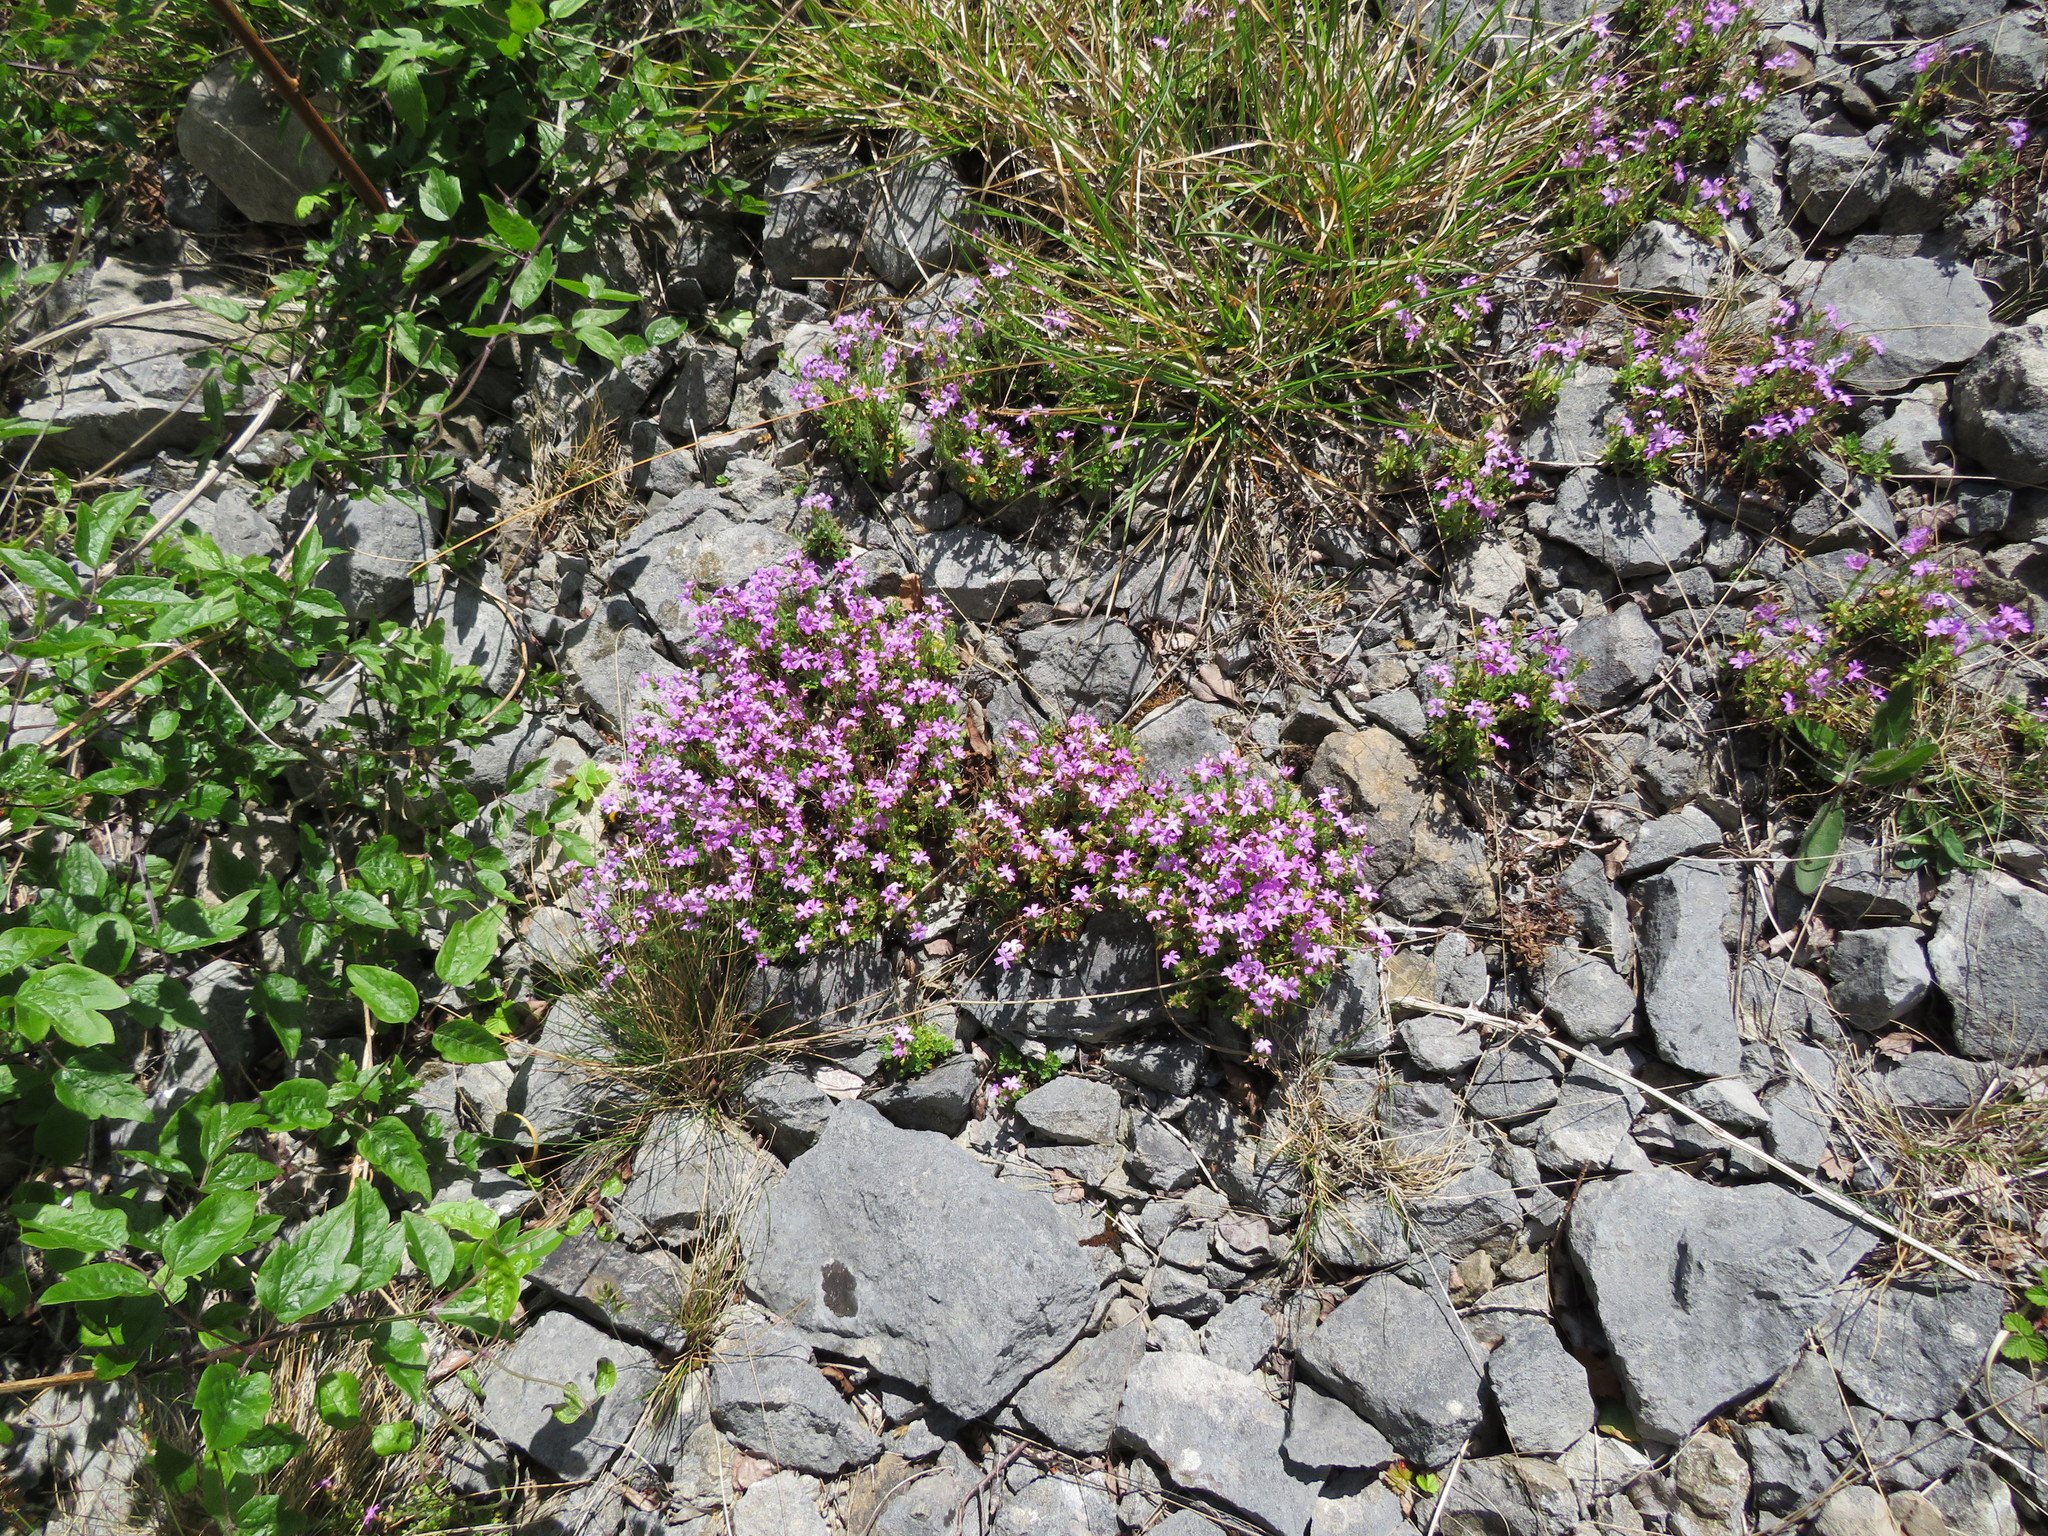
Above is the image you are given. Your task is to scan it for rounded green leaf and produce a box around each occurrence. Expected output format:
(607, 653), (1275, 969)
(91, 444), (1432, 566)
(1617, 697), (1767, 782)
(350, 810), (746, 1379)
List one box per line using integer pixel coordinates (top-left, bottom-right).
(161, 1190), (258, 1278)
(359, 1117), (432, 1201)
(316, 1369), (362, 1429)
(419, 168), (462, 222)
(195, 1362), (271, 1453)
(369, 1419), (419, 1456)
(346, 965), (419, 1025)
(431, 1015), (507, 1065)
(435, 906), (504, 988)
(41, 1262), (151, 1303)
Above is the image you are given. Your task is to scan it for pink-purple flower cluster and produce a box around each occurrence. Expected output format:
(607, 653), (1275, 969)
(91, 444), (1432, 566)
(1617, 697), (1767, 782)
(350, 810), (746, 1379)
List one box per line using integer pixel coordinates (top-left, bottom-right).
(1420, 618), (1581, 770)
(1431, 429), (1534, 540)
(584, 558), (968, 963)
(1608, 308), (1711, 472)
(1725, 298), (1873, 467)
(948, 718), (1388, 1018)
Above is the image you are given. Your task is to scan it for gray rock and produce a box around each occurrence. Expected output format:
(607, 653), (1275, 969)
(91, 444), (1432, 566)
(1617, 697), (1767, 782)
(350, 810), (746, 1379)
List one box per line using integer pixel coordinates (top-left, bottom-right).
(1561, 851), (1634, 969)
(1200, 1295), (1278, 1374)
(1286, 1381), (1399, 1471)
(613, 1111), (778, 1244)
(1148, 1260), (1222, 1321)
(1448, 538), (1526, 617)
(1296, 1270), (1485, 1468)
(1930, 1461), (2023, 1536)
(1615, 221), (1722, 297)
(455, 710), (562, 802)
(1489, 1319), (1597, 1455)
(1309, 1194), (1414, 1271)
(505, 999), (628, 1144)
(1128, 1113), (1202, 1191)
(1620, 806), (1723, 880)
(1407, 1165), (1521, 1259)
(560, 595), (673, 732)
(1883, 145), (1961, 234)
(1014, 1075), (1123, 1145)
(526, 1231), (696, 1352)
(1566, 1166), (1878, 1441)
(1288, 949), (1394, 1062)
(1304, 728), (1496, 921)
(1132, 698), (1236, 783)
(1807, 249), (1999, 391)
(1565, 603), (1665, 709)
(480, 1310), (658, 1480)
(1149, 1515), (1227, 1536)
(746, 938), (901, 1033)
(732, 1470), (831, 1536)
(1115, 1351), (1321, 1536)
(177, 63), (335, 224)
(710, 1314), (881, 1475)
(1679, 1076), (1769, 1134)
(1534, 471), (1706, 579)
(1537, 946), (1637, 1043)
(1011, 1321), (1146, 1455)
(1636, 858), (1743, 1077)
(605, 505), (799, 648)
(762, 147), (875, 285)
(425, 574), (522, 695)
(1814, 833), (1923, 921)
(1817, 1487), (1903, 1536)
(1827, 925), (1931, 1023)
(1015, 618), (1153, 720)
(1399, 1013), (1483, 1074)
(1467, 1039), (1563, 1121)
(1768, 1350), (1854, 1439)
(656, 342), (740, 443)
(1313, 1480), (1414, 1536)
(1362, 688), (1429, 743)
(170, 479), (281, 559)
(1525, 364), (1622, 465)
(1533, 1093), (1633, 1174)
(1102, 1040), (1207, 1095)
(920, 527), (1048, 621)
(1866, 387), (1951, 476)
(1955, 321), (2048, 487)
(868, 1053), (979, 1137)
(1822, 1278), (2010, 1421)
(864, 141), (966, 290)
(870, 1470), (980, 1536)
(1741, 1424), (1840, 1514)
(1421, 1456), (1581, 1536)
(1785, 133), (1891, 234)
(742, 1067), (836, 1157)
(748, 1102), (1097, 1419)
(960, 911), (1165, 1044)
(313, 494), (433, 622)
(1928, 869), (2048, 1063)
(991, 1473), (1118, 1536)
(1871, 1051), (1998, 1112)
(1764, 1078), (1832, 1172)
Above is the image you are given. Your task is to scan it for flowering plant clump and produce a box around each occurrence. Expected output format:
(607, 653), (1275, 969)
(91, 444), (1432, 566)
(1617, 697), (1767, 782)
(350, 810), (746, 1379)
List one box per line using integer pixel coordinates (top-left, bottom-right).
(1430, 429), (1535, 541)
(1557, 0), (1779, 242)
(1602, 308), (1711, 475)
(1723, 299), (1874, 470)
(790, 309), (912, 481)
(1420, 619), (1583, 772)
(946, 718), (1389, 1019)
(885, 1016), (956, 1077)
(1729, 529), (2048, 870)
(585, 558), (969, 963)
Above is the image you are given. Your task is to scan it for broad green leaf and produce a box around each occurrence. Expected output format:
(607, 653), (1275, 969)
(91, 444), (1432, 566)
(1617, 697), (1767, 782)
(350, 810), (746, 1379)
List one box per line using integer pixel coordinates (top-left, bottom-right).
(334, 890), (401, 930)
(425, 1198), (500, 1239)
(185, 293), (249, 325)
(95, 576), (190, 606)
(593, 1357), (617, 1396)
(402, 237), (449, 282)
(369, 1419), (418, 1456)
(419, 168), (462, 222)
(261, 1079), (332, 1131)
(436, 907), (504, 988)
(316, 1370), (362, 1428)
(345, 1180), (407, 1290)
(1857, 740), (1938, 789)
(0, 547), (81, 599)
(1869, 682), (1916, 751)
(385, 60), (428, 137)
(510, 243), (556, 309)
(402, 1211), (456, 1285)
(58, 841), (108, 898)
(431, 1015), (508, 1064)
(360, 1117), (432, 1200)
(253, 1205), (359, 1323)
(1794, 801), (1847, 896)
(161, 1190), (257, 1278)
(1787, 715), (1849, 775)
(41, 1263), (151, 1302)
(195, 1362), (270, 1452)
(220, 1421), (302, 1478)
(204, 1154), (280, 1190)
(372, 1319), (429, 1402)
(485, 201), (541, 252)
(122, 973), (205, 1033)
(16, 964), (126, 1046)
(74, 488), (145, 568)
(645, 315), (686, 347)
(0, 928), (73, 970)
(19, 1194), (132, 1252)
(347, 965), (419, 1025)
(52, 1060), (152, 1122)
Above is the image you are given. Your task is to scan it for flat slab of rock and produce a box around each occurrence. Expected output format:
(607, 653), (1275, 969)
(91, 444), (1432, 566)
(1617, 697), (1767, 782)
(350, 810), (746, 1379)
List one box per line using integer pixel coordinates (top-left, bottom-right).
(1012, 1321), (1147, 1454)
(748, 1102), (1098, 1419)
(1295, 1270), (1484, 1467)
(1807, 248), (1997, 391)
(1928, 869), (2048, 1063)
(919, 527), (1047, 622)
(613, 1111), (778, 1245)
(480, 1310), (658, 1480)
(1115, 1351), (1322, 1536)
(1820, 1278), (2010, 1421)
(1532, 470), (1705, 578)
(1305, 728), (1496, 920)
(710, 1313), (881, 1475)
(526, 1231), (695, 1352)
(1567, 1167), (1877, 1442)
(1636, 858), (1743, 1077)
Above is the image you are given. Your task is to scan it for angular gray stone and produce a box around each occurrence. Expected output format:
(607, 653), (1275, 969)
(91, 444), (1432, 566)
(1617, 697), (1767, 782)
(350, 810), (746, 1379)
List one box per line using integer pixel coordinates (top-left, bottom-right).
(920, 527), (1048, 621)
(1467, 1039), (1563, 1121)
(1537, 946), (1637, 1044)
(480, 1310), (658, 1481)
(1767, 1350), (1854, 1439)
(733, 1470), (832, 1536)
(710, 1314), (881, 1475)
(1407, 1165), (1521, 1259)
(1615, 221), (1722, 297)
(864, 140), (966, 290)
(1421, 1456), (1581, 1536)
(313, 494), (433, 622)
(1620, 806), (1723, 880)
(746, 937), (900, 1033)
(604, 503), (799, 648)
(1011, 1321), (1146, 1455)
(1448, 538), (1526, 617)
(1930, 1461), (2023, 1536)
(1489, 1319), (1597, 1455)
(1822, 1278), (2011, 1421)
(526, 1231), (696, 1352)
(1928, 869), (2048, 1063)
(1817, 1486), (1902, 1536)
(1309, 1194), (1414, 1271)
(1288, 949), (1393, 1063)
(1565, 603), (1665, 709)
(1014, 618), (1153, 720)
(742, 1066), (836, 1157)
(177, 63), (335, 225)
(1636, 858), (1743, 1078)
(748, 1102), (1098, 1418)
(1807, 249), (1999, 391)
(425, 573), (521, 695)
(1533, 1093), (1633, 1175)
(656, 342), (740, 442)
(762, 146), (875, 285)
(1871, 1051), (1998, 1112)
(1313, 1480), (1414, 1536)
(1200, 1294), (1278, 1374)
(1826, 926), (1931, 1024)
(560, 595), (673, 732)
(1128, 1112), (1202, 1191)
(613, 1111), (778, 1244)
(992, 1473), (1118, 1535)
(1741, 1424), (1840, 1514)
(868, 1053), (979, 1136)
(1014, 1075), (1123, 1145)
(1296, 1270), (1485, 1468)
(1534, 471), (1706, 579)
(1304, 728), (1496, 921)
(1286, 1380), (1399, 1471)
(1101, 1039), (1207, 1095)
(1525, 364), (1622, 465)
(1566, 1166), (1879, 1441)
(169, 480), (281, 559)
(1955, 321), (2048, 488)
(960, 911), (1165, 1044)
(1115, 1351), (1321, 1536)
(1132, 698), (1236, 783)
(1785, 134), (1891, 234)
(1561, 851), (1634, 969)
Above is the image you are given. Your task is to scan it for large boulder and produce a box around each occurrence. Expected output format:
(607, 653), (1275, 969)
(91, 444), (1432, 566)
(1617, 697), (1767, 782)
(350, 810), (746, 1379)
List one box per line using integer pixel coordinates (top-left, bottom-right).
(1567, 1167), (1877, 1442)
(746, 1102), (1097, 1419)
(177, 63), (335, 225)
(1304, 728), (1496, 920)
(1928, 869), (2048, 1063)
(1954, 322), (2048, 488)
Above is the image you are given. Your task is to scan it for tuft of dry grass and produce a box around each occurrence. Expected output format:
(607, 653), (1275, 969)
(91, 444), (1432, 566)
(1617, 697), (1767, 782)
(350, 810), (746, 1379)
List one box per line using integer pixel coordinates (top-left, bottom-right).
(497, 412), (637, 580)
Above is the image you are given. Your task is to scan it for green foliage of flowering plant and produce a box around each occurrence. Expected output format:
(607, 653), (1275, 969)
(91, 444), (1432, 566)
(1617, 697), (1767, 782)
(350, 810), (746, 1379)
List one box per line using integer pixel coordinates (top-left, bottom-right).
(2003, 1264), (2048, 1362)
(1728, 533), (2048, 875)
(1419, 619), (1584, 773)
(883, 1016), (955, 1078)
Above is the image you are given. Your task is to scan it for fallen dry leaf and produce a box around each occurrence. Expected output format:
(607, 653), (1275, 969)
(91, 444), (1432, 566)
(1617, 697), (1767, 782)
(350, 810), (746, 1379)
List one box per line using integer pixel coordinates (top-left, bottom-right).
(1874, 1031), (1917, 1061)
(1817, 1149), (1855, 1183)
